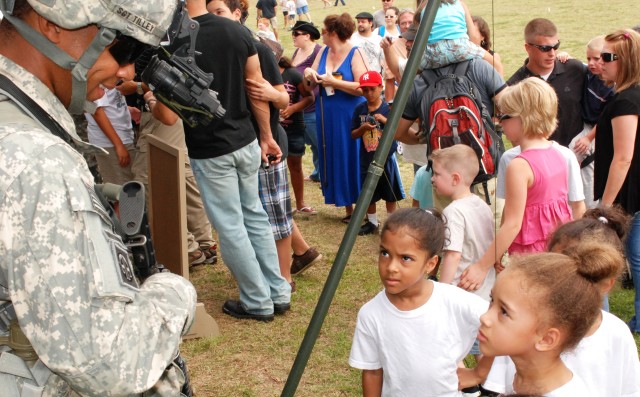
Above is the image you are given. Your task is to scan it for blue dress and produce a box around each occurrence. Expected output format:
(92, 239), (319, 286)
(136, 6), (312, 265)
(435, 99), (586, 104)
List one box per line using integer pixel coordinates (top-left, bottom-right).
(316, 46), (365, 206)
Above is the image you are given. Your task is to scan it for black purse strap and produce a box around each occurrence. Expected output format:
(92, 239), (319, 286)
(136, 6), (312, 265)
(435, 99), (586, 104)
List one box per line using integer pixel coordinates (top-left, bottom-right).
(0, 74), (72, 144)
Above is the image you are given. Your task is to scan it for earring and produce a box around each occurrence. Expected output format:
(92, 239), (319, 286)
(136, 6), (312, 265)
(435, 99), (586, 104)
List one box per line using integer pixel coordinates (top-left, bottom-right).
(481, 40), (486, 47)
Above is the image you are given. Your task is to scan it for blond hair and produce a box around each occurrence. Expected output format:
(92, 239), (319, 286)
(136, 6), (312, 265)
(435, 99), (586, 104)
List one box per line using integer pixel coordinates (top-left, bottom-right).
(586, 35), (605, 52)
(430, 145), (479, 185)
(604, 29), (640, 92)
(497, 77), (558, 139)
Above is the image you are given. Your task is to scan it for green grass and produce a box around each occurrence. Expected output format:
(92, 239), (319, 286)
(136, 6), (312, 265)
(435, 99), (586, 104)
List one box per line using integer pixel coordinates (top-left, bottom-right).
(180, 1), (640, 395)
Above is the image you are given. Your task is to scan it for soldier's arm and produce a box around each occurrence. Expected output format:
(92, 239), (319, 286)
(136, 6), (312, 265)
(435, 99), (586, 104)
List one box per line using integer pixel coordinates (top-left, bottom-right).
(4, 142), (196, 395)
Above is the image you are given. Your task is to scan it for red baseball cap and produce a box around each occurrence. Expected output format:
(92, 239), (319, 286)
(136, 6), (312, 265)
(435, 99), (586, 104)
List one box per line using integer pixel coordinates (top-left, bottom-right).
(359, 71), (383, 88)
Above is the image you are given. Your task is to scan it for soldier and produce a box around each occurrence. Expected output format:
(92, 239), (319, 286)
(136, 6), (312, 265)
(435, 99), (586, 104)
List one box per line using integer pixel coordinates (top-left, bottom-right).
(0, 0), (197, 395)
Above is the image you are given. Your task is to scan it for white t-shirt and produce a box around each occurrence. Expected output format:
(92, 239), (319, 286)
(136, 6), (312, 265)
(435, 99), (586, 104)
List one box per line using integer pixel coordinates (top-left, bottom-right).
(484, 356), (593, 396)
(349, 283), (489, 397)
(285, 0), (295, 14)
(442, 195), (495, 301)
(85, 88), (134, 148)
(350, 32), (384, 73)
(484, 312), (639, 397)
(563, 311), (640, 397)
(496, 142), (584, 202)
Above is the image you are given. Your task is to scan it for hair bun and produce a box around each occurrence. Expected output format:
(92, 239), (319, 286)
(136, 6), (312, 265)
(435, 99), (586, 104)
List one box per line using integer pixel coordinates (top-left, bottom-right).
(569, 242), (624, 283)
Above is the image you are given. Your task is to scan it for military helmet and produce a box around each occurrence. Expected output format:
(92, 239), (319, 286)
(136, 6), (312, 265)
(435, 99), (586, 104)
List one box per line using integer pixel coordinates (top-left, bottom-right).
(26, 0), (178, 46)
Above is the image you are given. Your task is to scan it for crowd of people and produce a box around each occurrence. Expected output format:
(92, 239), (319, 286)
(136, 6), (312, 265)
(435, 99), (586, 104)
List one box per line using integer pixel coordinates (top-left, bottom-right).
(0, 0), (639, 395)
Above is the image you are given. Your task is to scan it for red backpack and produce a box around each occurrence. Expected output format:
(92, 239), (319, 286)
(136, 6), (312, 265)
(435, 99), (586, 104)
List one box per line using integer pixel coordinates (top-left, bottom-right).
(418, 61), (504, 201)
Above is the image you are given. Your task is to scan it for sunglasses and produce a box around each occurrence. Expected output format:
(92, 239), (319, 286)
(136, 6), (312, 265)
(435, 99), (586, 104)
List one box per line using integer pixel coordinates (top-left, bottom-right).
(385, 15), (397, 18)
(498, 114), (513, 122)
(527, 41), (561, 53)
(601, 52), (619, 62)
(109, 34), (150, 66)
(292, 31), (308, 37)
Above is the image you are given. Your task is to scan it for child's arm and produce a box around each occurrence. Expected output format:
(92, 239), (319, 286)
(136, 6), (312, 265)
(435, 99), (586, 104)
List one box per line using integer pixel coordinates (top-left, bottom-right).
(281, 83), (314, 120)
(373, 113), (388, 125)
(461, 1), (482, 45)
(457, 356), (495, 389)
(439, 250), (461, 285)
(362, 369), (383, 397)
(481, 51), (504, 77)
(92, 107), (130, 167)
(459, 159), (529, 291)
(573, 125), (597, 155)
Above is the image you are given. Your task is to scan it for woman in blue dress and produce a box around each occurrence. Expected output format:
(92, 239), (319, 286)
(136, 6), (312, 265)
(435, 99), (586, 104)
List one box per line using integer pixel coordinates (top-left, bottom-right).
(304, 13), (368, 222)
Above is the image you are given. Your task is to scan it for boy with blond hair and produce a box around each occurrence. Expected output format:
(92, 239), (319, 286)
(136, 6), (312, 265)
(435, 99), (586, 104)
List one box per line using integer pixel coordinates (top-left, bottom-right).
(431, 145), (495, 301)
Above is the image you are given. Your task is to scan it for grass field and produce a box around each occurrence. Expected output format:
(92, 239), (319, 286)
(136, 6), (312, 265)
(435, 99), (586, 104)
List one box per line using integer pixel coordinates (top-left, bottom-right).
(182, 1), (640, 396)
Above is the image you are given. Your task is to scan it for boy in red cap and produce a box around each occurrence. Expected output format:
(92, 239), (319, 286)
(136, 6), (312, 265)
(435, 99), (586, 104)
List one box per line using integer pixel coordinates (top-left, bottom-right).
(351, 71), (406, 235)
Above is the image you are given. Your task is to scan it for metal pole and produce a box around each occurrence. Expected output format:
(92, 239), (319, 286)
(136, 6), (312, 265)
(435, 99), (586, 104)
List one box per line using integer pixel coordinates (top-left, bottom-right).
(280, 2), (442, 395)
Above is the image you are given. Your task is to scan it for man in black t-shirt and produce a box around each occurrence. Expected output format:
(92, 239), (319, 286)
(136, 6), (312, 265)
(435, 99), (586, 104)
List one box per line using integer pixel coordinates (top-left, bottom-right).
(175, 0), (290, 322)
(507, 18), (585, 147)
(256, 0), (279, 41)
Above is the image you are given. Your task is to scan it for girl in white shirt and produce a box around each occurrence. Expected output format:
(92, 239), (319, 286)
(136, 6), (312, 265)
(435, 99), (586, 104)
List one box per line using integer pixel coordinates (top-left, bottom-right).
(349, 208), (492, 396)
(479, 242), (625, 396)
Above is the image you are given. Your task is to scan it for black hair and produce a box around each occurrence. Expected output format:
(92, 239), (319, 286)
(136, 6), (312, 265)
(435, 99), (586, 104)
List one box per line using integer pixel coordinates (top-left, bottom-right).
(381, 208), (447, 257)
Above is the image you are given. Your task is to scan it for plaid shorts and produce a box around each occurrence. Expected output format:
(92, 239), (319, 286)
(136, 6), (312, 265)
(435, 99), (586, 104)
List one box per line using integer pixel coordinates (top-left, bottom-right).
(258, 160), (293, 240)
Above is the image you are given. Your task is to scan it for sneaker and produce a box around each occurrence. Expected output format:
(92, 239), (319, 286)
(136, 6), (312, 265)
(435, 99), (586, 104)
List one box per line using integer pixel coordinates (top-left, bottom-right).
(200, 244), (218, 264)
(188, 249), (206, 267)
(291, 247), (322, 275)
(222, 300), (274, 322)
(358, 221), (379, 236)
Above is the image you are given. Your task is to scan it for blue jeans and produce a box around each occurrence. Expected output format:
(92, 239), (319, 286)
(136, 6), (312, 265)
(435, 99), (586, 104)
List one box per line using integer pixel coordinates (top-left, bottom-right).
(191, 140), (290, 315)
(303, 111), (320, 180)
(627, 211), (640, 332)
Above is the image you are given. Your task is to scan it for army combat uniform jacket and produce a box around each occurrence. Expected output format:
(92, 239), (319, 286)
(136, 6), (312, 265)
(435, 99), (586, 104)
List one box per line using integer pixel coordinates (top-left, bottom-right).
(0, 55), (197, 396)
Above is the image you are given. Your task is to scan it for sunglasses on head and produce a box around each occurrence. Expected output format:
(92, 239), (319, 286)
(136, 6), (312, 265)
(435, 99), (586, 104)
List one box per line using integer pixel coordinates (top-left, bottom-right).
(109, 33), (150, 66)
(527, 41), (561, 52)
(292, 31), (308, 37)
(601, 52), (619, 62)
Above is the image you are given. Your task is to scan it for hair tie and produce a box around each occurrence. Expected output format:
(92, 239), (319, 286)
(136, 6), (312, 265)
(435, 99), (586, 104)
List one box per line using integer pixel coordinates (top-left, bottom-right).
(623, 32), (631, 39)
(598, 216), (609, 224)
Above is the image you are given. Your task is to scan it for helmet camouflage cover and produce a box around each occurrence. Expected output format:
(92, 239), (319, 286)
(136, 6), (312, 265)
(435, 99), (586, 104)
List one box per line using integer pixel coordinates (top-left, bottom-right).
(27, 0), (179, 45)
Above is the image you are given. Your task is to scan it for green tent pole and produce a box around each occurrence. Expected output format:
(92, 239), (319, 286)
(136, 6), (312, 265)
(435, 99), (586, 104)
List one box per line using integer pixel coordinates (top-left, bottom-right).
(280, 2), (441, 395)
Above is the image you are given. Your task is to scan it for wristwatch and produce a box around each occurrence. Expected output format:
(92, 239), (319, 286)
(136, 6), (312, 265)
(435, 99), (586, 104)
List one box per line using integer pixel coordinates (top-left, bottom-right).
(136, 82), (144, 95)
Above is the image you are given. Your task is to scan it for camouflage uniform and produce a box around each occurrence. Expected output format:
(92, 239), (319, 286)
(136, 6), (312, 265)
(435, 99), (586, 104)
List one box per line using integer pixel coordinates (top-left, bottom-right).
(0, 54), (197, 396)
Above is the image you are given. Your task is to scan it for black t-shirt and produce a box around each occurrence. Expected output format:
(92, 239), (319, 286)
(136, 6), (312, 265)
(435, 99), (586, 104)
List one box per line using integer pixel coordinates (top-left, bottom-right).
(256, 0), (277, 19)
(507, 59), (585, 147)
(594, 86), (640, 214)
(249, 40), (288, 159)
(169, 14), (257, 159)
(280, 67), (305, 132)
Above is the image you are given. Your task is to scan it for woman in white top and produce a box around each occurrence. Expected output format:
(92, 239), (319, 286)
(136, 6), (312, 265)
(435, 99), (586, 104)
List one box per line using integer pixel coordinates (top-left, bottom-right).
(373, 6), (400, 40)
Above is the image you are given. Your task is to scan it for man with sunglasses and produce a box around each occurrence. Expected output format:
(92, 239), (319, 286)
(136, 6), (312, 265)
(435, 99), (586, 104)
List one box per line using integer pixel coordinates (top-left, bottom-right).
(507, 18), (585, 147)
(0, 0), (198, 395)
(373, 0), (394, 29)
